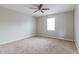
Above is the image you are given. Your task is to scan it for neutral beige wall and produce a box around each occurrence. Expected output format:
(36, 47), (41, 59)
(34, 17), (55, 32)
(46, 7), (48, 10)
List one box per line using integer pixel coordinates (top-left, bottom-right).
(36, 11), (74, 41)
(75, 5), (79, 52)
(0, 7), (36, 44)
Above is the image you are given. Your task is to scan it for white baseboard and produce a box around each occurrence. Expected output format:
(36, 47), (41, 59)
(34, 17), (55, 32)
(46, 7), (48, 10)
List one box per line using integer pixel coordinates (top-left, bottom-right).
(53, 37), (74, 42)
(0, 33), (36, 45)
(0, 33), (74, 45)
(37, 33), (74, 42)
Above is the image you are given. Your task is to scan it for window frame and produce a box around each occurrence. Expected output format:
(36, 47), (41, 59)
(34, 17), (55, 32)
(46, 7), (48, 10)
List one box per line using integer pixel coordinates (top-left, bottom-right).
(47, 17), (55, 31)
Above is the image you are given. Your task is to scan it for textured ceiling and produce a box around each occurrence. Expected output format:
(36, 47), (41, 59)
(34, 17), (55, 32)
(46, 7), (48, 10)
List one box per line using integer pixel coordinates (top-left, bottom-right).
(0, 4), (75, 16)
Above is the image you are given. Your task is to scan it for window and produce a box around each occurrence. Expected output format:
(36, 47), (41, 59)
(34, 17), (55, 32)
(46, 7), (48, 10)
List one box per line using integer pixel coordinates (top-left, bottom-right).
(47, 18), (55, 31)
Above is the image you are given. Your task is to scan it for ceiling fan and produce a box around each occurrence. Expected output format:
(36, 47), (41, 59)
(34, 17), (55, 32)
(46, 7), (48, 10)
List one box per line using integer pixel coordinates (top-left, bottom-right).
(30, 4), (50, 13)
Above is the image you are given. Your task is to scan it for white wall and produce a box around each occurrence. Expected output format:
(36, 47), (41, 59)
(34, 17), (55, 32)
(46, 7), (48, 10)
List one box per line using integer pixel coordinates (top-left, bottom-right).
(0, 7), (36, 44)
(36, 11), (74, 41)
(75, 5), (79, 52)
(0, 6), (74, 44)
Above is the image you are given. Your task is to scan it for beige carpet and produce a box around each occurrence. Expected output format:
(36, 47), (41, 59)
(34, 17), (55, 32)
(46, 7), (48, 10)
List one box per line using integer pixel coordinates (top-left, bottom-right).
(0, 37), (78, 54)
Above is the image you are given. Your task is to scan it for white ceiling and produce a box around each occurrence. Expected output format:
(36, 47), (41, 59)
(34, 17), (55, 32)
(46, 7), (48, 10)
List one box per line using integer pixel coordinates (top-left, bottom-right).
(0, 4), (75, 16)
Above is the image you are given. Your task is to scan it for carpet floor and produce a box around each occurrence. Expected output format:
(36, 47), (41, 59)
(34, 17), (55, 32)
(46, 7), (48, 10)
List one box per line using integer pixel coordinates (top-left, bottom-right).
(0, 37), (78, 54)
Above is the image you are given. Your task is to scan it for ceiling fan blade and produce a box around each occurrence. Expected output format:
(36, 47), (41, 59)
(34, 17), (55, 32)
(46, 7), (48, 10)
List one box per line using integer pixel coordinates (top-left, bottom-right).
(39, 4), (43, 9)
(41, 10), (44, 13)
(42, 8), (50, 10)
(29, 7), (37, 9)
(33, 10), (39, 13)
